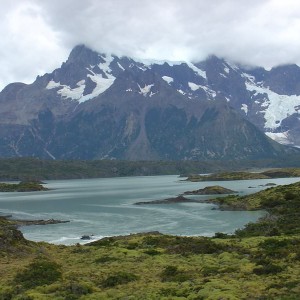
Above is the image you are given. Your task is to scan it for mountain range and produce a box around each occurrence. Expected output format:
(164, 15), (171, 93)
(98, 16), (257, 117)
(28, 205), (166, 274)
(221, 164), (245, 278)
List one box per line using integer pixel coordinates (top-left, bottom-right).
(0, 44), (299, 160)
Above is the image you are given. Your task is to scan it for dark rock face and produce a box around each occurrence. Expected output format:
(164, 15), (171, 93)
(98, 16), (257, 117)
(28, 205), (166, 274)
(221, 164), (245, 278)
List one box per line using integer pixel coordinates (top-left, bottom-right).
(265, 64), (300, 96)
(0, 44), (299, 160)
(0, 217), (29, 252)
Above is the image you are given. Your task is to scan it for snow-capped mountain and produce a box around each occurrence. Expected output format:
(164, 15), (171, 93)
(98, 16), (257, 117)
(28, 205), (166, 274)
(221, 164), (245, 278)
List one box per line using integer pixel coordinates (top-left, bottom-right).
(42, 46), (300, 147)
(0, 44), (298, 160)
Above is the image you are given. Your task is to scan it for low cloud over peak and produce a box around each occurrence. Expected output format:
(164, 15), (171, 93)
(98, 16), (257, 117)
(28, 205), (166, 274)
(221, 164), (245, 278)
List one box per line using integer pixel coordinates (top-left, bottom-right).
(1, 0), (300, 89)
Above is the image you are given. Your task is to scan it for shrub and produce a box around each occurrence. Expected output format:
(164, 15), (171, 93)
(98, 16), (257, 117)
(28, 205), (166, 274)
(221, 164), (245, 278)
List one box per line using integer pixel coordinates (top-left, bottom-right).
(213, 232), (232, 239)
(87, 237), (115, 247)
(126, 242), (139, 250)
(94, 256), (117, 263)
(61, 281), (93, 300)
(14, 259), (62, 289)
(258, 238), (293, 258)
(143, 249), (161, 256)
(102, 272), (138, 287)
(160, 265), (190, 282)
(253, 263), (284, 275)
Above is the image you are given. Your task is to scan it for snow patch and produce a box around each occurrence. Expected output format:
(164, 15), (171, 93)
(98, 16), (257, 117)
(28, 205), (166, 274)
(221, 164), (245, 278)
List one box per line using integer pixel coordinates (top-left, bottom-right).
(149, 91), (157, 97)
(188, 82), (201, 91)
(187, 63), (207, 79)
(198, 85), (217, 99)
(138, 84), (154, 97)
(99, 54), (114, 74)
(245, 80), (300, 129)
(57, 80), (86, 100)
(46, 60), (116, 102)
(117, 62), (125, 71)
(79, 74), (114, 103)
(241, 104), (248, 115)
(223, 64), (230, 74)
(162, 76), (174, 84)
(225, 60), (239, 71)
(177, 89), (186, 95)
(265, 131), (292, 145)
(46, 80), (61, 89)
(242, 73), (255, 83)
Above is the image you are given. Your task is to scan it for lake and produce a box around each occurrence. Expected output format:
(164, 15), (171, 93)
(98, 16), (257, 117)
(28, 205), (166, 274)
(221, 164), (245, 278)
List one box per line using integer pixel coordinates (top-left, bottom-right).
(0, 175), (299, 245)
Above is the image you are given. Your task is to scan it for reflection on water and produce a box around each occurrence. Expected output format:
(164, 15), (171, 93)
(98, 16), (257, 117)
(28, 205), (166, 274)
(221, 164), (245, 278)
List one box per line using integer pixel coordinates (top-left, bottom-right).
(0, 175), (299, 245)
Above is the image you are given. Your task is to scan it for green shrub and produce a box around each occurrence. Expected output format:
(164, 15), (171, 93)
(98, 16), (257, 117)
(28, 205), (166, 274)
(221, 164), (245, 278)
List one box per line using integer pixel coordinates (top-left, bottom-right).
(201, 266), (220, 276)
(160, 265), (190, 282)
(258, 238), (299, 258)
(14, 258), (62, 289)
(126, 242), (139, 250)
(102, 272), (138, 287)
(87, 237), (116, 247)
(143, 249), (161, 256)
(213, 232), (232, 239)
(61, 281), (93, 300)
(94, 256), (117, 263)
(253, 263), (284, 275)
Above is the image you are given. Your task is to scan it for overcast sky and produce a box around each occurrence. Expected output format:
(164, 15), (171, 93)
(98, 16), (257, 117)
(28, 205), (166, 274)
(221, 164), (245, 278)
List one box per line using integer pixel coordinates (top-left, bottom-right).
(1, 0), (300, 90)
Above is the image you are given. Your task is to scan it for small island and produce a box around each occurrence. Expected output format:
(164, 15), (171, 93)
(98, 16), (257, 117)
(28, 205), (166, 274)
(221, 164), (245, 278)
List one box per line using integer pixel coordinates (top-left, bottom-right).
(134, 195), (199, 205)
(186, 171), (269, 182)
(183, 185), (237, 195)
(0, 181), (49, 192)
(135, 186), (236, 205)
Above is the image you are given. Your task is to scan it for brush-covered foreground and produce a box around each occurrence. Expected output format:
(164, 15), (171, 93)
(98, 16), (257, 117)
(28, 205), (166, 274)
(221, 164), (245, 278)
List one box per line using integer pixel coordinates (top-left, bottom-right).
(1, 182), (300, 299)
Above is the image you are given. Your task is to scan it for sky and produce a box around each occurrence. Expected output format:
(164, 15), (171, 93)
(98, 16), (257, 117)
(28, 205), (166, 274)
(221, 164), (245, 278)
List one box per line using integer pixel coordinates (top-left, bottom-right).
(1, 0), (300, 90)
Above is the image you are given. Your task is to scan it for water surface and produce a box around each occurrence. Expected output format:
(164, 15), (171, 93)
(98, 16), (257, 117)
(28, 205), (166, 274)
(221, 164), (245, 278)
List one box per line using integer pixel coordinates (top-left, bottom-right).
(0, 175), (299, 244)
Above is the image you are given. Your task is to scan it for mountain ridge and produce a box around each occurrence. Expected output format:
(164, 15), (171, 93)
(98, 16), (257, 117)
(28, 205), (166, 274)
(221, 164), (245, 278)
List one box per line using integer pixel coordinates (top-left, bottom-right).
(0, 44), (299, 160)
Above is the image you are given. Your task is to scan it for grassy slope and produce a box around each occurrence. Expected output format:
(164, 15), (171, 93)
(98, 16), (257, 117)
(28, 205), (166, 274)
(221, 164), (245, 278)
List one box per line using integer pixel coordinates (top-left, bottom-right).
(1, 182), (300, 299)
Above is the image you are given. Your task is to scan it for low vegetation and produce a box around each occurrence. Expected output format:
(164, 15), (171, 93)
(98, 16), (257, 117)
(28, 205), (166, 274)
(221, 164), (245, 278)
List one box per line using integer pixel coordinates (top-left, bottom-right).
(183, 185), (236, 195)
(1, 179), (300, 298)
(1, 157), (300, 180)
(187, 168), (300, 181)
(0, 181), (48, 192)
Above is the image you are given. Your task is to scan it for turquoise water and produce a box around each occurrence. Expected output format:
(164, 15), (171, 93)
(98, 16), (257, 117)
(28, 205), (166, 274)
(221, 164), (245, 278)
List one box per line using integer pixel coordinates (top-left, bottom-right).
(0, 175), (299, 245)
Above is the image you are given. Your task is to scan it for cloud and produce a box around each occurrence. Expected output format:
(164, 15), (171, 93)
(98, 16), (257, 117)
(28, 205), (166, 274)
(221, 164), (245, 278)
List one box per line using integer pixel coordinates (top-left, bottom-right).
(1, 0), (300, 90)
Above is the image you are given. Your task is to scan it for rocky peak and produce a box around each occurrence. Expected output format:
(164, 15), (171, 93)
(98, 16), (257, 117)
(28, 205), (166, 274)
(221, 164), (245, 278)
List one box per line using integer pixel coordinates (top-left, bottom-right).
(265, 64), (300, 96)
(66, 44), (101, 66)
